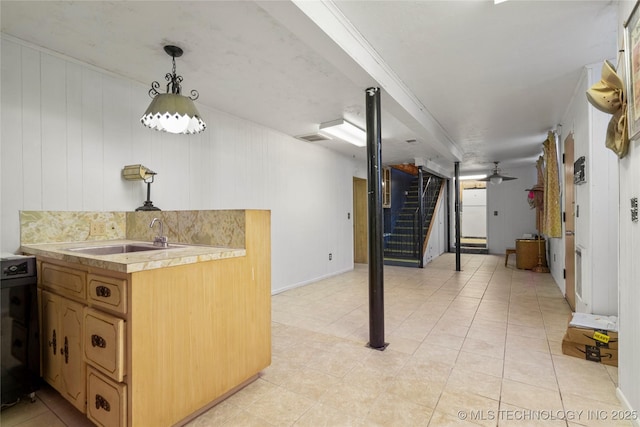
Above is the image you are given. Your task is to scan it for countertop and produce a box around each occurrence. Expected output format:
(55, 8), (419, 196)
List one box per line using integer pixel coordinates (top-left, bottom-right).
(20, 240), (246, 273)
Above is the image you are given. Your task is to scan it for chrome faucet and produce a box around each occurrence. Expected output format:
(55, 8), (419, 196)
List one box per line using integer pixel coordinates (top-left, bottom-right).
(150, 218), (168, 247)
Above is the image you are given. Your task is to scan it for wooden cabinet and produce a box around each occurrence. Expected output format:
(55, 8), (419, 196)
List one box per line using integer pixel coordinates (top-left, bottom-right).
(33, 210), (271, 427)
(40, 264), (128, 426)
(87, 367), (127, 427)
(40, 290), (86, 413)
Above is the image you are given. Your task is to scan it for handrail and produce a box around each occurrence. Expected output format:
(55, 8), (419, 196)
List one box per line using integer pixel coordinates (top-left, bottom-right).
(414, 176), (433, 216)
(422, 179), (447, 255)
(384, 174), (442, 264)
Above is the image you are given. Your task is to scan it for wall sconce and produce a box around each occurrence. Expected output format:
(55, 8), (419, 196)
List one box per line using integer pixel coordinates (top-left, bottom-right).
(319, 119), (367, 147)
(140, 45), (206, 135)
(122, 164), (161, 211)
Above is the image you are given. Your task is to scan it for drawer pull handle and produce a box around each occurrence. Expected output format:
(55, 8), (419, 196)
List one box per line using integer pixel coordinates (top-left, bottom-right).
(95, 394), (111, 412)
(95, 285), (111, 298)
(91, 334), (106, 348)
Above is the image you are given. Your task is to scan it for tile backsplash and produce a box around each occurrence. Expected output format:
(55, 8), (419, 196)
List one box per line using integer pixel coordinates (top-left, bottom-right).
(126, 210), (245, 248)
(20, 210), (246, 248)
(20, 211), (126, 244)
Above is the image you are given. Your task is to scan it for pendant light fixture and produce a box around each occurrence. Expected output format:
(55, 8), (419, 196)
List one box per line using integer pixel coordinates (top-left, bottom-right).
(477, 161), (517, 184)
(141, 45), (206, 134)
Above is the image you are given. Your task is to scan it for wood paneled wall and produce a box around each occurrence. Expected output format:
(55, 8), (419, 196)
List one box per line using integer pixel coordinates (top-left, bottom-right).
(1, 37), (364, 293)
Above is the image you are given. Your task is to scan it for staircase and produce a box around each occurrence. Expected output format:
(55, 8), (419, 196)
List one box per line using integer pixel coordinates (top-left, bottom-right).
(384, 175), (442, 267)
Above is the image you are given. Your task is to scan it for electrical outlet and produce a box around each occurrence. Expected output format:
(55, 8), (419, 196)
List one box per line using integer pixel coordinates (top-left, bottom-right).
(91, 221), (106, 236)
(329, 253), (332, 261)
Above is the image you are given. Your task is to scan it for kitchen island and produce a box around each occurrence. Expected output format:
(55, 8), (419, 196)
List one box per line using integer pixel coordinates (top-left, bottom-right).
(20, 210), (271, 427)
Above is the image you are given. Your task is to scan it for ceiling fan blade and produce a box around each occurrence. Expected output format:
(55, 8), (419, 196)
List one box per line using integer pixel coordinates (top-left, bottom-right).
(477, 173), (517, 182)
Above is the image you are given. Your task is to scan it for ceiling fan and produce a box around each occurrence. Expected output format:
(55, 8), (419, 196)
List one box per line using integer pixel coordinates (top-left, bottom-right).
(478, 161), (517, 184)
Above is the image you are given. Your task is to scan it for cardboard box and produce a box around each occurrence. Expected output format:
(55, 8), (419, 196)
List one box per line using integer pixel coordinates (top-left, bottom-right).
(561, 338), (618, 367)
(564, 326), (618, 349)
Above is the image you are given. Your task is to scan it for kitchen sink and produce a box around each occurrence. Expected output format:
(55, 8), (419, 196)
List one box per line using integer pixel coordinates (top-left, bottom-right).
(67, 243), (184, 256)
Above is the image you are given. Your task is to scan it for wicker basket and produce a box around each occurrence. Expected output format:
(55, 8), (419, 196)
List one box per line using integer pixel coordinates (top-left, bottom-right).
(516, 238), (547, 270)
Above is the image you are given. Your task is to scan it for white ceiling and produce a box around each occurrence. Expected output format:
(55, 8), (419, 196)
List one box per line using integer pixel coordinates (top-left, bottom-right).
(0, 0), (617, 175)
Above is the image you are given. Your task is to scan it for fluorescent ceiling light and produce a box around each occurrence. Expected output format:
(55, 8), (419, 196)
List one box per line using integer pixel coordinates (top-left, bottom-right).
(458, 174), (488, 181)
(319, 119), (366, 147)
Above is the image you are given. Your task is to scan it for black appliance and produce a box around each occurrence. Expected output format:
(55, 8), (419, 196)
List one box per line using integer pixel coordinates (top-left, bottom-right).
(1, 254), (40, 408)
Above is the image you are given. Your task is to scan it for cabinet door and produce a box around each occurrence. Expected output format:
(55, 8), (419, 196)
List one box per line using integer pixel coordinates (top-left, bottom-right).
(59, 298), (86, 413)
(41, 290), (62, 392)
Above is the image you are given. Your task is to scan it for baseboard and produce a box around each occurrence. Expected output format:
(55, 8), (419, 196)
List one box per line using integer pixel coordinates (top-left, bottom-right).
(616, 387), (640, 427)
(271, 266), (354, 295)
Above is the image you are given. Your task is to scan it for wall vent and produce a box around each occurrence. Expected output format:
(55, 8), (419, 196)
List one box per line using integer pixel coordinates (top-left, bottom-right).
(297, 133), (330, 142)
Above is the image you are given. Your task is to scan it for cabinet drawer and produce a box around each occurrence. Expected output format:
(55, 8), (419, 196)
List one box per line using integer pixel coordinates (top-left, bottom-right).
(87, 367), (127, 427)
(41, 263), (86, 300)
(84, 308), (125, 382)
(88, 274), (127, 314)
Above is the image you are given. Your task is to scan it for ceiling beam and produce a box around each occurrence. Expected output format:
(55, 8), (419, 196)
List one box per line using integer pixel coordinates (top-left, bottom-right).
(288, 0), (463, 163)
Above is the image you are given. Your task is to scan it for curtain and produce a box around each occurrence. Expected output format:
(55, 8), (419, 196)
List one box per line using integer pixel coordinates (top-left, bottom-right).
(534, 155), (544, 232)
(542, 131), (562, 237)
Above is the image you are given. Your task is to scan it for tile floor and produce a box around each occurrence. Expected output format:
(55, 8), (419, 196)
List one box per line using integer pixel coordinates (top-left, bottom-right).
(1, 253), (631, 426)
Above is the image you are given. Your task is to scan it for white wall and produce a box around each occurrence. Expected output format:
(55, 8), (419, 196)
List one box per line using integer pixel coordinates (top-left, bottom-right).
(557, 64), (619, 316)
(486, 165), (538, 255)
(0, 37), (365, 293)
(616, 1), (640, 421)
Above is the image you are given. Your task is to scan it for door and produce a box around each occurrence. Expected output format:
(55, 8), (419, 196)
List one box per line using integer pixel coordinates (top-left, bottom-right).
(564, 133), (576, 310)
(353, 177), (368, 263)
(41, 290), (61, 391)
(59, 298), (85, 412)
(461, 184), (487, 239)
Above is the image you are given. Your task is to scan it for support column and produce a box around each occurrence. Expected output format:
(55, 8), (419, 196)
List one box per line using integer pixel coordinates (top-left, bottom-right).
(454, 161), (461, 271)
(418, 166), (424, 268)
(366, 87), (387, 351)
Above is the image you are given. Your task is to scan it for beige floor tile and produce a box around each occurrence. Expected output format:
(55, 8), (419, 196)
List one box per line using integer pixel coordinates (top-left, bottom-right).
(293, 403), (362, 427)
(4, 411), (66, 427)
(497, 403), (568, 426)
(383, 333), (422, 354)
(245, 386), (315, 425)
(220, 410), (275, 426)
(428, 410), (486, 426)
(185, 400), (244, 426)
(425, 330), (466, 351)
(318, 381), (381, 419)
(446, 366), (503, 401)
(605, 365), (619, 386)
(225, 378), (280, 407)
(505, 333), (550, 354)
(0, 398), (50, 427)
(385, 376), (446, 408)
(500, 378), (563, 411)
(502, 358), (558, 391)
(397, 357), (453, 383)
(362, 347), (411, 376)
(461, 336), (505, 359)
(280, 366), (341, 400)
(455, 350), (504, 378)
(366, 391), (434, 426)
(552, 355), (619, 405)
(507, 323), (548, 340)
(435, 389), (500, 427)
(561, 393), (634, 426)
